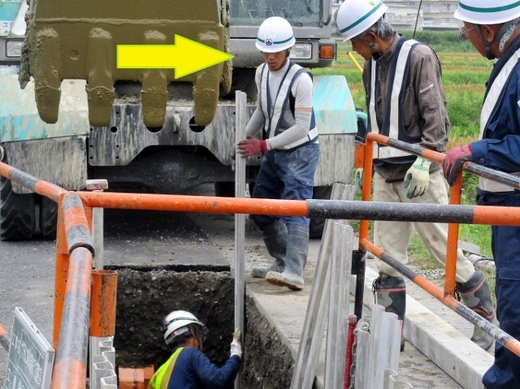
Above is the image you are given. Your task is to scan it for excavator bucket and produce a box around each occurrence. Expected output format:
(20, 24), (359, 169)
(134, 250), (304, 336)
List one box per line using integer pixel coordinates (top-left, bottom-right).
(19, 0), (231, 128)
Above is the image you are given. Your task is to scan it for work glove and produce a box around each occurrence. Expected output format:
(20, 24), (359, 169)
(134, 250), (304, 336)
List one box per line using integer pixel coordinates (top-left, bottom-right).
(354, 168), (363, 194)
(237, 136), (268, 158)
(230, 329), (242, 359)
(442, 144), (472, 186)
(403, 157), (431, 199)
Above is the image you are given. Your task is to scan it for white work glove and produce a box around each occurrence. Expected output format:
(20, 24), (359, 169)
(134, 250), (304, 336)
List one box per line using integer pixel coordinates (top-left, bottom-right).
(354, 168), (363, 194)
(403, 157), (431, 199)
(230, 329), (242, 359)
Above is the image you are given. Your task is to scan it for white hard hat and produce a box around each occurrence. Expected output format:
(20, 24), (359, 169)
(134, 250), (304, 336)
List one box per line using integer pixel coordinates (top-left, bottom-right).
(336, 0), (388, 41)
(256, 16), (295, 53)
(161, 310), (205, 346)
(454, 0), (520, 24)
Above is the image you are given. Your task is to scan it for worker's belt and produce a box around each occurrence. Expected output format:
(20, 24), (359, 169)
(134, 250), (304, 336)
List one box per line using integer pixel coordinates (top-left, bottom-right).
(280, 127), (319, 150)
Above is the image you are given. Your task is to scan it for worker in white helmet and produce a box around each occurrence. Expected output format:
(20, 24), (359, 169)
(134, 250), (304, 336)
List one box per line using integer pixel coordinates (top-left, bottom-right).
(237, 16), (319, 291)
(442, 1), (520, 387)
(336, 0), (497, 352)
(148, 310), (241, 389)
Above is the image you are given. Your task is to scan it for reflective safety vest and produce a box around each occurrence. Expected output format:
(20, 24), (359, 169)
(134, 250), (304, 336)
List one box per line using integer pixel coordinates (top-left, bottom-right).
(478, 46), (520, 192)
(148, 347), (184, 389)
(369, 38), (422, 161)
(258, 61), (318, 150)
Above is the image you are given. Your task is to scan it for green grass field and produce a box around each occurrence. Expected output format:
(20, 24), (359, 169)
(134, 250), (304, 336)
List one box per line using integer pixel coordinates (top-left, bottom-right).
(313, 33), (494, 258)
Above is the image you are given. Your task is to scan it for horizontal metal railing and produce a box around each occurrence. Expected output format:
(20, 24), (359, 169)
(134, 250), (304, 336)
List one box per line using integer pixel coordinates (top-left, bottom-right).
(1, 132), (520, 388)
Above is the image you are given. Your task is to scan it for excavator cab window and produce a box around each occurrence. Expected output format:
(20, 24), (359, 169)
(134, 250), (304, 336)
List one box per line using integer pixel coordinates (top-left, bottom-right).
(230, 0), (321, 26)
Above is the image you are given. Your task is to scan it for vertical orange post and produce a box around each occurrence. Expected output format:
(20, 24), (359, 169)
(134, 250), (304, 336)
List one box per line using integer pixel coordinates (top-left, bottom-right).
(51, 247), (93, 389)
(53, 196), (69, 349)
(444, 173), (464, 297)
(359, 137), (374, 246)
(90, 270), (118, 337)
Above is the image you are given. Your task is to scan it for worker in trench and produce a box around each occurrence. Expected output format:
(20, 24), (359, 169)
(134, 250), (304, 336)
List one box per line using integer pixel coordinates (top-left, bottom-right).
(336, 0), (497, 352)
(237, 16), (319, 291)
(443, 1), (520, 387)
(148, 310), (241, 389)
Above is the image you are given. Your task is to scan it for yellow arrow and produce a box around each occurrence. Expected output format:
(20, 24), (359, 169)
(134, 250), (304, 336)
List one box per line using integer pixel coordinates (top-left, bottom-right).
(117, 34), (233, 78)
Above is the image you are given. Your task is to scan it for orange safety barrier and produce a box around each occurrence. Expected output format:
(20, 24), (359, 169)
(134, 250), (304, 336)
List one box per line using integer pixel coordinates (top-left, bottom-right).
(361, 238), (520, 358)
(90, 270), (118, 338)
(50, 247), (93, 389)
(2, 140), (520, 389)
(357, 132), (520, 357)
(78, 191), (309, 216)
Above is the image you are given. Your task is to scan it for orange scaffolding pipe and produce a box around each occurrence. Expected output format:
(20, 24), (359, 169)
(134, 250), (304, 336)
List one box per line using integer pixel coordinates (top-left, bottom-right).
(361, 238), (520, 358)
(2, 146), (520, 387)
(50, 247), (93, 389)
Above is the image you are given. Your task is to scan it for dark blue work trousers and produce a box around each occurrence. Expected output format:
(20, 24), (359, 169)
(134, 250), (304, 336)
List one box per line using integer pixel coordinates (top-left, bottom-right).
(480, 191), (520, 389)
(251, 141), (319, 227)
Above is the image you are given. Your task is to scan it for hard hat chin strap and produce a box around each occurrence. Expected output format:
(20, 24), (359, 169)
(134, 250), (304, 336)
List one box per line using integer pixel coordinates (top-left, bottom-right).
(370, 42), (382, 60)
(497, 19), (518, 53)
(477, 19), (520, 60)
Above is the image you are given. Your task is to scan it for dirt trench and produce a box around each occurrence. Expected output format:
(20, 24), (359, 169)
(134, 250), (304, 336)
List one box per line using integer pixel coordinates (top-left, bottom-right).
(113, 267), (296, 388)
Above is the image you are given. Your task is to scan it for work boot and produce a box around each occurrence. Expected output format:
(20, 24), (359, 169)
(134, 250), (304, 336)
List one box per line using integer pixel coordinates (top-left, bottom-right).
(373, 275), (406, 351)
(265, 223), (309, 291)
(457, 269), (498, 351)
(251, 220), (287, 278)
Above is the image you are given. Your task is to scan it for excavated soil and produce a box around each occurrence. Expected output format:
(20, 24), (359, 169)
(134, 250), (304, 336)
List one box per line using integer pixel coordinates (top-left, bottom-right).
(113, 267), (294, 388)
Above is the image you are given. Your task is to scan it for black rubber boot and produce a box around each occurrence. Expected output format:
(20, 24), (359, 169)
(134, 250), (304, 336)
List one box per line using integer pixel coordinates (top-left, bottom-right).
(251, 220), (287, 278)
(372, 275), (407, 351)
(265, 223), (308, 291)
(457, 269), (498, 351)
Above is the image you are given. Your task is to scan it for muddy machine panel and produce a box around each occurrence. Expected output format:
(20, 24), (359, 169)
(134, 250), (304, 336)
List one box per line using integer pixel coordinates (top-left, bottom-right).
(19, 0), (232, 128)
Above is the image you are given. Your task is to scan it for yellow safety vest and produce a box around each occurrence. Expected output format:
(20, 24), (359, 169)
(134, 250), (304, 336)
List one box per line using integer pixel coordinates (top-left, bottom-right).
(148, 347), (184, 389)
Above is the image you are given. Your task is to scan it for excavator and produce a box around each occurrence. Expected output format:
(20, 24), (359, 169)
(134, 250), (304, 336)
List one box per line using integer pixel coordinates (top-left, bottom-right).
(0, 0), (359, 240)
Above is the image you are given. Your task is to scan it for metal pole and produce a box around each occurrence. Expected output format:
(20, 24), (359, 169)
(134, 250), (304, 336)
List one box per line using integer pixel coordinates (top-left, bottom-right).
(86, 179), (108, 270)
(234, 90), (247, 389)
(361, 238), (520, 358)
(51, 247), (93, 389)
(53, 196), (69, 349)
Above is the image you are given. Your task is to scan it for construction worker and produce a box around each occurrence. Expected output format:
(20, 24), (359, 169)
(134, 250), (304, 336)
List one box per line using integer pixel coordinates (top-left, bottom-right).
(148, 310), (242, 389)
(237, 16), (319, 291)
(336, 0), (497, 351)
(442, 1), (520, 387)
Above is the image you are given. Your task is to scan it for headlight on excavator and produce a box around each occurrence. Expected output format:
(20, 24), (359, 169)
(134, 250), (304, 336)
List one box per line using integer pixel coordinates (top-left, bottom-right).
(290, 43), (312, 60)
(6, 40), (23, 58)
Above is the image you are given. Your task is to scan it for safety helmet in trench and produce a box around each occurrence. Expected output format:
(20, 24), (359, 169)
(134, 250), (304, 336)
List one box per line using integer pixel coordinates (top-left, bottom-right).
(454, 0), (520, 25)
(256, 16), (295, 53)
(161, 310), (205, 346)
(336, 0), (388, 41)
